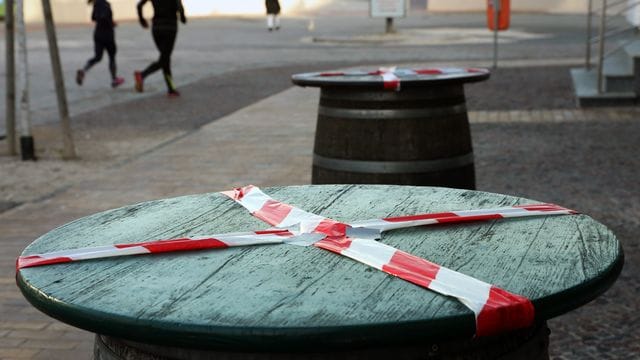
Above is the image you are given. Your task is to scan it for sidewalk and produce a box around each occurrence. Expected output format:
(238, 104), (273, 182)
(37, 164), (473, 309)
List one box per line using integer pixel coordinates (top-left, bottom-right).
(1, 13), (593, 136)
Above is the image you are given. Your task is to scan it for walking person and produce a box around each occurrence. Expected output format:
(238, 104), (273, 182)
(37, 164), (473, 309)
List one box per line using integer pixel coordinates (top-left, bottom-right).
(76, 0), (124, 88)
(266, 0), (281, 31)
(134, 0), (186, 97)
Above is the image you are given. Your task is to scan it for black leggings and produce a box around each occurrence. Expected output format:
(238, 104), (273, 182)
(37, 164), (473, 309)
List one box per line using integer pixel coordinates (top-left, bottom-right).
(142, 27), (177, 92)
(84, 36), (117, 79)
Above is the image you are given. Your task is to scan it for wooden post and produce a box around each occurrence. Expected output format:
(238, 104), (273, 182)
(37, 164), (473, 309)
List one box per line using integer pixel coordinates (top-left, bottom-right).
(16, 0), (35, 161)
(41, 0), (77, 159)
(5, 0), (17, 155)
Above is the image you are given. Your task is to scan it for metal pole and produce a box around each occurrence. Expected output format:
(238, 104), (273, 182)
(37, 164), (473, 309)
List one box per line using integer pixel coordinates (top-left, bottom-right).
(586, 0), (593, 70)
(597, 0), (608, 93)
(41, 0), (76, 159)
(493, 0), (500, 69)
(16, 0), (35, 161)
(5, 0), (17, 155)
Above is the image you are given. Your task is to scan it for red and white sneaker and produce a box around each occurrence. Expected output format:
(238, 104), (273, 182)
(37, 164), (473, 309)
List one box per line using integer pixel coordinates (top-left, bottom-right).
(111, 77), (125, 88)
(134, 71), (144, 92)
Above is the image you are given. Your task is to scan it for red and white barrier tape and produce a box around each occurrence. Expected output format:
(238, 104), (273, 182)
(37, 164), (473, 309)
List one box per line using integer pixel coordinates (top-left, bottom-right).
(313, 237), (535, 337)
(221, 185), (329, 232)
(350, 203), (577, 232)
(375, 67), (401, 91)
(16, 229), (325, 270)
(221, 185), (571, 336)
(18, 185), (577, 336)
(318, 67), (490, 91)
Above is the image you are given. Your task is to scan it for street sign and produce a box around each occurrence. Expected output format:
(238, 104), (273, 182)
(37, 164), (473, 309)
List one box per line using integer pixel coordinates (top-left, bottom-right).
(370, 0), (407, 18)
(487, 0), (510, 30)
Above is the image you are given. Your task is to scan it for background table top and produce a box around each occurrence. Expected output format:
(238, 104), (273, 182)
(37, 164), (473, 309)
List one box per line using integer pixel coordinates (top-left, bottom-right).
(16, 185), (622, 351)
(291, 68), (490, 89)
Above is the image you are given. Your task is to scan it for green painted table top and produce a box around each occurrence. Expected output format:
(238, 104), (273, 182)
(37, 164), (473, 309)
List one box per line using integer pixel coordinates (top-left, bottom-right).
(16, 185), (623, 351)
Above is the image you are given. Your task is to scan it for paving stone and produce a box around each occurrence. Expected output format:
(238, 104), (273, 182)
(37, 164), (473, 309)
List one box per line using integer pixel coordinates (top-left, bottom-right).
(30, 348), (91, 360)
(7, 330), (72, 341)
(0, 338), (26, 347)
(0, 348), (39, 359)
(21, 339), (78, 351)
(0, 323), (48, 331)
(0, 202), (19, 215)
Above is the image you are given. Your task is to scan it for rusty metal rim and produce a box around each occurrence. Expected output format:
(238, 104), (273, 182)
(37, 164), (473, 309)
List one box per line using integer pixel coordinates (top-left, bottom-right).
(318, 104), (467, 119)
(313, 153), (475, 174)
(319, 87), (464, 101)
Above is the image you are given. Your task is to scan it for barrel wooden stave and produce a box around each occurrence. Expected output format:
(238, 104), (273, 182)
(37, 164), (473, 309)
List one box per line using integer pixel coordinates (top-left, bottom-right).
(94, 323), (549, 360)
(312, 85), (475, 189)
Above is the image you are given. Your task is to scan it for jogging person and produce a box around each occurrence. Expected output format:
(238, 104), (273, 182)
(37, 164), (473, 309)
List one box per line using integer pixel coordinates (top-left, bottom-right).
(135, 0), (186, 97)
(76, 0), (124, 88)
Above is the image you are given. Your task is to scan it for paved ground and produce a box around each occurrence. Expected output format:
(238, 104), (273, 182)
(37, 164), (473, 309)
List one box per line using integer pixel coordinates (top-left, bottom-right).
(0, 10), (613, 136)
(1, 8), (639, 360)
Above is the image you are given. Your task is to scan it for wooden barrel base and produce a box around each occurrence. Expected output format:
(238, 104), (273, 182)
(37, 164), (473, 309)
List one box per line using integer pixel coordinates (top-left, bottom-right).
(94, 322), (549, 360)
(310, 85), (476, 190)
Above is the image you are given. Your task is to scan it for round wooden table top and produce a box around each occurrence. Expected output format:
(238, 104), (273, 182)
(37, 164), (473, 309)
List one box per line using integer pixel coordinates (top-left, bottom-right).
(291, 67), (490, 89)
(16, 185), (623, 351)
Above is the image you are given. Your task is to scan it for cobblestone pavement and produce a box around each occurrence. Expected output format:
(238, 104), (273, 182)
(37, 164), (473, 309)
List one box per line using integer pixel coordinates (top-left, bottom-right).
(472, 111), (640, 359)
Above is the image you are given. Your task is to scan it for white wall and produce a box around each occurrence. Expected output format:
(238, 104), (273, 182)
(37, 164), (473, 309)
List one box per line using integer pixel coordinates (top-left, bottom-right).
(428, 0), (588, 14)
(23, 0), (333, 24)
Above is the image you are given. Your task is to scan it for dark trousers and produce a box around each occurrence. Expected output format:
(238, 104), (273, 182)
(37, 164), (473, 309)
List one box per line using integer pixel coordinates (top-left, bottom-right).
(84, 34), (117, 79)
(142, 26), (178, 92)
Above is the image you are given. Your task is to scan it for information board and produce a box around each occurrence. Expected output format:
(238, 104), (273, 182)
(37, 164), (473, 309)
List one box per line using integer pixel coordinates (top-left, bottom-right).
(370, 0), (407, 18)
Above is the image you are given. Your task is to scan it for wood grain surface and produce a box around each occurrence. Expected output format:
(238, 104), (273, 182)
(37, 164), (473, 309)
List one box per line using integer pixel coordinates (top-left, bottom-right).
(16, 185), (622, 351)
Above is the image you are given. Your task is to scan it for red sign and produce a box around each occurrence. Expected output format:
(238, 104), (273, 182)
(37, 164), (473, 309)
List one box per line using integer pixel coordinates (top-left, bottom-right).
(487, 0), (510, 31)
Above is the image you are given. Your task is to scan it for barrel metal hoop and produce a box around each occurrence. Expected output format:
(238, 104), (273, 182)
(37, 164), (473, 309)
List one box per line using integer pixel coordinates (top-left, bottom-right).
(320, 87), (464, 101)
(313, 153), (474, 174)
(318, 104), (467, 119)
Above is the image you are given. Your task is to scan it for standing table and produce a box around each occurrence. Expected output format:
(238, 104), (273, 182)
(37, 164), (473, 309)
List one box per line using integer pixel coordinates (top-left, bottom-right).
(292, 68), (490, 189)
(16, 185), (622, 359)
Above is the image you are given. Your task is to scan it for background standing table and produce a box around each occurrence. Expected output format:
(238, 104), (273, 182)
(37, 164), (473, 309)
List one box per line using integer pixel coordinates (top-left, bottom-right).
(292, 68), (490, 189)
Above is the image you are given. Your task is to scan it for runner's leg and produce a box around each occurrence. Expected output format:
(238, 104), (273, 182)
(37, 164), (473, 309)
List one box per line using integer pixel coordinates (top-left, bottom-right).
(155, 27), (178, 93)
(77, 39), (105, 85)
(106, 40), (117, 80)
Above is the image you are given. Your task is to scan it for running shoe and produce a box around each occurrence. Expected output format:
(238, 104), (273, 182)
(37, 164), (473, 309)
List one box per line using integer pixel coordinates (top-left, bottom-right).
(76, 70), (85, 86)
(134, 71), (144, 92)
(111, 77), (125, 88)
(167, 90), (181, 98)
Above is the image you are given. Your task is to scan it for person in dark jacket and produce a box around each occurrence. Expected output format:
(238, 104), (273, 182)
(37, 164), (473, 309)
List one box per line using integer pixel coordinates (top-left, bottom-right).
(134, 0), (186, 97)
(76, 0), (124, 88)
(266, 0), (281, 31)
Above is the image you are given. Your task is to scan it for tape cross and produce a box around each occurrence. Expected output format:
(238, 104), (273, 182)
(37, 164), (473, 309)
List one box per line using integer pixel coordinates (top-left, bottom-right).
(221, 185), (572, 337)
(17, 185), (577, 337)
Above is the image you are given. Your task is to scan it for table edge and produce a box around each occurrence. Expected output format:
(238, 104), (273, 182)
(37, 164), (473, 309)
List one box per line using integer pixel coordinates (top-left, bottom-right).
(15, 245), (623, 351)
(290, 71), (491, 88)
